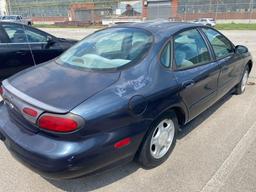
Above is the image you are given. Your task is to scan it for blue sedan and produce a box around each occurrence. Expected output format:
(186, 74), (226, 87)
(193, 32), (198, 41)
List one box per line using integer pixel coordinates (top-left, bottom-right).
(0, 21), (253, 179)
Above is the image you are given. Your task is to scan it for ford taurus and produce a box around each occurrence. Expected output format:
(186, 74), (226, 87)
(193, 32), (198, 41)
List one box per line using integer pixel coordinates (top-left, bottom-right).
(0, 21), (253, 179)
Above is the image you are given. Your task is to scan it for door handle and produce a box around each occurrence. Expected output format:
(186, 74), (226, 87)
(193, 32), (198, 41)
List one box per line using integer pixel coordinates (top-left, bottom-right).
(16, 51), (26, 55)
(182, 80), (195, 89)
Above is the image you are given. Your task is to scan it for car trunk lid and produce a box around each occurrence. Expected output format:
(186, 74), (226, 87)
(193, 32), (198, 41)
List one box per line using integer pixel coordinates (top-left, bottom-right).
(4, 62), (120, 113)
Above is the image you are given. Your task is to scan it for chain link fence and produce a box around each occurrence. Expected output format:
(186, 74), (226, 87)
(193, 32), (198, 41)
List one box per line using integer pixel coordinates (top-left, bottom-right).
(177, 2), (256, 23)
(6, 1), (256, 24)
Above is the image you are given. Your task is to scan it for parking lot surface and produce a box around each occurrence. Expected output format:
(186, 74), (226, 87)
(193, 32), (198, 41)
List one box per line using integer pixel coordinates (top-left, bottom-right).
(0, 29), (256, 192)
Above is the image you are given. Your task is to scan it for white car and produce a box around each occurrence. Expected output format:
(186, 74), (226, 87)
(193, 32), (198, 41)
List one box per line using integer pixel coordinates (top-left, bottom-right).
(1, 15), (32, 25)
(194, 18), (216, 27)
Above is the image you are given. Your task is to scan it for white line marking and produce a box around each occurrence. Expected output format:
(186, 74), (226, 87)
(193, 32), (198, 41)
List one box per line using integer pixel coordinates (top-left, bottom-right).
(200, 120), (256, 192)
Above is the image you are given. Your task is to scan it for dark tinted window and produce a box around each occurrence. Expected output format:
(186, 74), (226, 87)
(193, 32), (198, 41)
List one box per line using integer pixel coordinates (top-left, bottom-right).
(24, 27), (48, 42)
(2, 24), (47, 43)
(174, 29), (211, 69)
(202, 28), (234, 59)
(2, 24), (27, 43)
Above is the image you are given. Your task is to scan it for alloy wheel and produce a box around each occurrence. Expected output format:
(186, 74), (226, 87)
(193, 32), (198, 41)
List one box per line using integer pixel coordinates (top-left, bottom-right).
(150, 119), (175, 159)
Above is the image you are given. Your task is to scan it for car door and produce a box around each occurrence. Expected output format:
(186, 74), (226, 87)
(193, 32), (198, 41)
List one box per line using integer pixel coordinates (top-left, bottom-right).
(173, 28), (220, 120)
(22, 26), (63, 64)
(1, 23), (34, 79)
(201, 28), (242, 97)
(0, 25), (12, 80)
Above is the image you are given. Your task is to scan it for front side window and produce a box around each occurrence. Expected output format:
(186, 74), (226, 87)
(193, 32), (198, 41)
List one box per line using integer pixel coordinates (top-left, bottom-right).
(174, 29), (211, 69)
(58, 28), (153, 70)
(2, 24), (47, 43)
(202, 28), (234, 59)
(24, 28), (47, 43)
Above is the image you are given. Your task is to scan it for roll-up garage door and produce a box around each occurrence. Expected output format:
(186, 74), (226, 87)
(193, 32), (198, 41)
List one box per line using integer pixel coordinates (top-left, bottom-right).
(75, 10), (92, 22)
(147, 0), (172, 20)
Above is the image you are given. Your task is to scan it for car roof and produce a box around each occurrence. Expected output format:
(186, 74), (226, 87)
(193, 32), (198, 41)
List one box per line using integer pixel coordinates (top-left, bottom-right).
(0, 21), (23, 25)
(3, 15), (20, 17)
(0, 21), (53, 37)
(112, 21), (204, 38)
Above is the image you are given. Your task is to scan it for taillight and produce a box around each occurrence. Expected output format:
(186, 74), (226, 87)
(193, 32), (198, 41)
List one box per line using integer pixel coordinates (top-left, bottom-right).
(38, 113), (84, 133)
(23, 107), (38, 117)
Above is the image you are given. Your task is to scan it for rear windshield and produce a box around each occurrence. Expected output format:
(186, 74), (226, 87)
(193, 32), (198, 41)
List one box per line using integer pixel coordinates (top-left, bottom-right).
(57, 27), (153, 70)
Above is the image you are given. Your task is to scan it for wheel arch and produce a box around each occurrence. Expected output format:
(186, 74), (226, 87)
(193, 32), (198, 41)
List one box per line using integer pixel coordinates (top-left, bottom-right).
(171, 106), (187, 126)
(135, 104), (186, 162)
(151, 104), (188, 127)
(145, 103), (188, 133)
(247, 60), (253, 74)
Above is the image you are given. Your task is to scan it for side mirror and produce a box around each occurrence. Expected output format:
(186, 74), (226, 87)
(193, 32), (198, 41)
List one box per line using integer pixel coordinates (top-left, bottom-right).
(46, 36), (55, 46)
(235, 45), (248, 54)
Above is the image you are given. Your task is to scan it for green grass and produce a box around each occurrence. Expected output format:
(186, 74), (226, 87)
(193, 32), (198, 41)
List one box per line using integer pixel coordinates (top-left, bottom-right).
(216, 23), (256, 30)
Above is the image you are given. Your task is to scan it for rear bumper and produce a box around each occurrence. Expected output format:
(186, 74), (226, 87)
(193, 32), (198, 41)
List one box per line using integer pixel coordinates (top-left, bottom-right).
(0, 103), (146, 179)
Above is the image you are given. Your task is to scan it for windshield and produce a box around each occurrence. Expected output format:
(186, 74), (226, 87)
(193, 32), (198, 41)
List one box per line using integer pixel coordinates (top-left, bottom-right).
(57, 27), (153, 70)
(2, 16), (17, 20)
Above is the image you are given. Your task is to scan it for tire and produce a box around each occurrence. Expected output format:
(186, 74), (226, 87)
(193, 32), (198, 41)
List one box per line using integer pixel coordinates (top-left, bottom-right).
(235, 65), (249, 95)
(137, 111), (178, 169)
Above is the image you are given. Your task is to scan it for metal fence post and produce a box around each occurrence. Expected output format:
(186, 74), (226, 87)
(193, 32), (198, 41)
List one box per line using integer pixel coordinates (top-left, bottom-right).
(215, 1), (218, 20)
(249, 0), (254, 23)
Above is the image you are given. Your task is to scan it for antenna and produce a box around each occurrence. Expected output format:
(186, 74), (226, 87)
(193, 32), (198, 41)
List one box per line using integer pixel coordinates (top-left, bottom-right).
(19, 17), (37, 67)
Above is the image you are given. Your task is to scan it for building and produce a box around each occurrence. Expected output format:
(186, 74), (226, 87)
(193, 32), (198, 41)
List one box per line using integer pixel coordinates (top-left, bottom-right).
(142, 0), (256, 20)
(142, 0), (178, 19)
(7, 0), (256, 23)
(8, 0), (142, 23)
(9, 0), (119, 17)
(8, 0), (122, 23)
(0, 0), (7, 16)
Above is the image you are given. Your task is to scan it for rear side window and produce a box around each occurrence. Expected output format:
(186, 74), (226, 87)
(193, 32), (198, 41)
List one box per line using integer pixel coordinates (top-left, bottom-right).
(174, 29), (211, 69)
(2, 24), (27, 43)
(202, 28), (234, 59)
(2, 24), (47, 43)
(160, 42), (171, 68)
